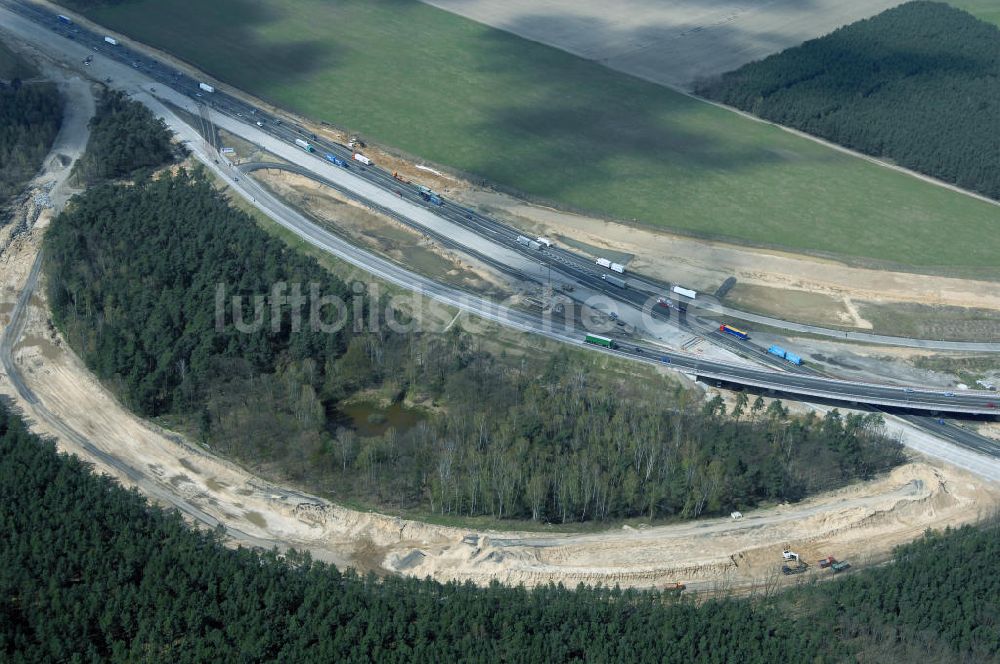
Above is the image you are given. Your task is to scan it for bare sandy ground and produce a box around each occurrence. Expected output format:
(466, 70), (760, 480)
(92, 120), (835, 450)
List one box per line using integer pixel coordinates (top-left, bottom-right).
(421, 0), (905, 90)
(254, 169), (511, 296)
(390, 462), (996, 589)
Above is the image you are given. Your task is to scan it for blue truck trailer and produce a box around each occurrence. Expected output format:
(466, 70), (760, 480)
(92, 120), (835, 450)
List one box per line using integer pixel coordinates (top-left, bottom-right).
(768, 344), (802, 365)
(324, 153), (347, 167)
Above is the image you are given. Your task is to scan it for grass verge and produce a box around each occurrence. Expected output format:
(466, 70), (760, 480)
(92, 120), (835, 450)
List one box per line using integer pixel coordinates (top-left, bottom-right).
(948, 0), (1000, 26)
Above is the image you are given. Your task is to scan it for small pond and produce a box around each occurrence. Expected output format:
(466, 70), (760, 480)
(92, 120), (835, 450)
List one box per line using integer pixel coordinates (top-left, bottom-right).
(333, 400), (427, 437)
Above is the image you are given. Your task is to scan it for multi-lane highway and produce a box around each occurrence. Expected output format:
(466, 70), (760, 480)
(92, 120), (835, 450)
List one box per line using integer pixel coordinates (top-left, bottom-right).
(5, 0), (999, 422)
(235, 163), (999, 417)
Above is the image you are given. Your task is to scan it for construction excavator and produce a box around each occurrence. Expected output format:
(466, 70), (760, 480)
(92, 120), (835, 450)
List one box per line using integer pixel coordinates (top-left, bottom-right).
(781, 549), (807, 575)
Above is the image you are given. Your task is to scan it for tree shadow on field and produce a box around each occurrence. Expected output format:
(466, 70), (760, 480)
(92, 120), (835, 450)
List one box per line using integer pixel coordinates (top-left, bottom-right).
(427, 0), (834, 88)
(455, 15), (796, 209)
(94, 0), (342, 92)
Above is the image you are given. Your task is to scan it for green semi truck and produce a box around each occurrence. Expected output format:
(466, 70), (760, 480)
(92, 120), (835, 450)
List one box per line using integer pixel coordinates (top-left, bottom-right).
(584, 334), (616, 349)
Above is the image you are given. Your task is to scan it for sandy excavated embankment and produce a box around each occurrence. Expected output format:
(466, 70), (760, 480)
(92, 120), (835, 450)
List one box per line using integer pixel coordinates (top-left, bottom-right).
(389, 462), (996, 589)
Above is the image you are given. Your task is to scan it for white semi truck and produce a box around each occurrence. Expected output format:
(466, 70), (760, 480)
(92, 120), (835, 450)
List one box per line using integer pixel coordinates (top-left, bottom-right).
(602, 274), (627, 289)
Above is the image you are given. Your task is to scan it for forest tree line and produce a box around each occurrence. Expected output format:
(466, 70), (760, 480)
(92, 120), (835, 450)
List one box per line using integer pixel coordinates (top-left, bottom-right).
(0, 402), (995, 662)
(0, 77), (62, 200)
(45, 164), (905, 523)
(697, 1), (1000, 200)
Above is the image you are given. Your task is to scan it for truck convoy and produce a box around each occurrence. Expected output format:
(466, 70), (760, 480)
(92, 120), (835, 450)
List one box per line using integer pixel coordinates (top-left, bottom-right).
(584, 334), (616, 349)
(595, 257), (625, 274)
(324, 153), (348, 167)
(352, 153), (372, 166)
(768, 345), (803, 365)
(672, 285), (696, 299)
(719, 324), (749, 340)
(294, 138), (315, 153)
(602, 274), (627, 289)
(198, 82), (215, 93)
(103, 36), (118, 46)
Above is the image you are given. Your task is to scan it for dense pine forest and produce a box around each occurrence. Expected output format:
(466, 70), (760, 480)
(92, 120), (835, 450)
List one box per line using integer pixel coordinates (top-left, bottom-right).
(0, 77), (62, 200)
(71, 89), (178, 184)
(697, 1), (1000, 200)
(45, 165), (904, 523)
(0, 403), (996, 662)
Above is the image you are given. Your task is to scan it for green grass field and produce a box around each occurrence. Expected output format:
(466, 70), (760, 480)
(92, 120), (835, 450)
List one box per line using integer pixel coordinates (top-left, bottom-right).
(948, 1), (1000, 26)
(77, 0), (1000, 268)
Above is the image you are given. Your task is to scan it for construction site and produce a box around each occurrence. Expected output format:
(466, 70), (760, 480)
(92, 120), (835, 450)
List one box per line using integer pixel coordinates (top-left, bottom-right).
(1, 0), (998, 602)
